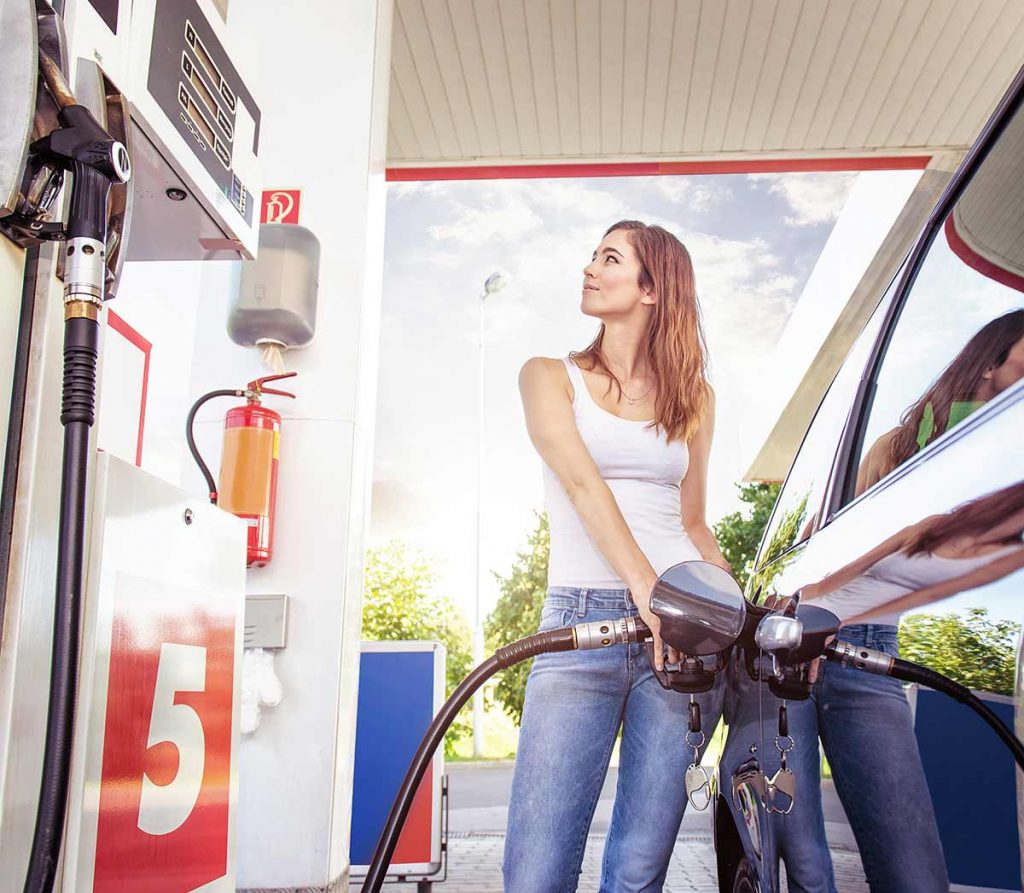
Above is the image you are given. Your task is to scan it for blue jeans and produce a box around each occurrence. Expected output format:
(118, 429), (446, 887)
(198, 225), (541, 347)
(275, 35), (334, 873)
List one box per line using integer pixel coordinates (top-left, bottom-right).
(503, 587), (724, 893)
(722, 624), (948, 893)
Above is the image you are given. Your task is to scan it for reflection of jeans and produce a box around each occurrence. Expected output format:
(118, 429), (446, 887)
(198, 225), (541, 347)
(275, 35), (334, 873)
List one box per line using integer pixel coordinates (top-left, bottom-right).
(722, 649), (836, 893)
(503, 587), (724, 893)
(723, 624), (948, 893)
(818, 625), (947, 892)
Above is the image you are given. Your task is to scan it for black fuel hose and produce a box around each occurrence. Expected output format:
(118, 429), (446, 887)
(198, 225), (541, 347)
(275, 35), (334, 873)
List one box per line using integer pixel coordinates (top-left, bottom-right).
(22, 83), (129, 891)
(23, 314), (99, 893)
(825, 641), (1024, 772)
(361, 627), (578, 892)
(186, 390), (244, 504)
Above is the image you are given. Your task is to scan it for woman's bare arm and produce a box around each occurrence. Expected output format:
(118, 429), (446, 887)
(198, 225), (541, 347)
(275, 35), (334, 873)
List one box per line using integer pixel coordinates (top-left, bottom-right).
(679, 388), (729, 571)
(845, 547), (1024, 624)
(853, 428), (898, 497)
(800, 515), (942, 600)
(519, 357), (668, 666)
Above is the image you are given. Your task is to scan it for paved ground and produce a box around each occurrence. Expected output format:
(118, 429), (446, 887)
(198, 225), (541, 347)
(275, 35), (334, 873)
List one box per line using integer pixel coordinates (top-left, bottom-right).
(416, 831), (870, 893)
(355, 762), (870, 892)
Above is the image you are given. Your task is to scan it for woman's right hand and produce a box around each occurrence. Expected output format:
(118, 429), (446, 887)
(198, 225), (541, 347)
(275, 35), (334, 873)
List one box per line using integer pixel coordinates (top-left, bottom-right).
(632, 579), (675, 670)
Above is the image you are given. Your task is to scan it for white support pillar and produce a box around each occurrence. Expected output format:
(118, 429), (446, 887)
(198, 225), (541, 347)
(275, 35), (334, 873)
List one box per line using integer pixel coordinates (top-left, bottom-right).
(182, 1), (393, 888)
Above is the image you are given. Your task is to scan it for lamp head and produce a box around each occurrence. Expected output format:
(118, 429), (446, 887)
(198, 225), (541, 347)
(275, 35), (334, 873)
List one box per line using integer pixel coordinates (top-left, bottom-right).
(482, 271), (510, 297)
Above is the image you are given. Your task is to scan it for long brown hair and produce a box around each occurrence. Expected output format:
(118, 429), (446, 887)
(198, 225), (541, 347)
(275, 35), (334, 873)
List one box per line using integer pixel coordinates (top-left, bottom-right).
(887, 309), (1024, 471)
(905, 480), (1024, 555)
(574, 220), (709, 442)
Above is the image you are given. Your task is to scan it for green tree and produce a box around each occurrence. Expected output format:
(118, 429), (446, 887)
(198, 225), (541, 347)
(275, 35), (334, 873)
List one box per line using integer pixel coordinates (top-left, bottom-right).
(712, 482), (781, 589)
(362, 541), (473, 754)
(899, 608), (1020, 696)
(485, 514), (550, 725)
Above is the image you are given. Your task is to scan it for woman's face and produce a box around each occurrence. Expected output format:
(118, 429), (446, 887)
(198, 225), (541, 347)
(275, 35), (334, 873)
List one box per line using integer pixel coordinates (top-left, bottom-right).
(986, 333), (1024, 395)
(581, 229), (654, 319)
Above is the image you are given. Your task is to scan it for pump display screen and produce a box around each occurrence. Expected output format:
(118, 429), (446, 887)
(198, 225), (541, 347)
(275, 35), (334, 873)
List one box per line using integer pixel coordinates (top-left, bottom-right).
(148, 0), (260, 225)
(179, 89), (216, 148)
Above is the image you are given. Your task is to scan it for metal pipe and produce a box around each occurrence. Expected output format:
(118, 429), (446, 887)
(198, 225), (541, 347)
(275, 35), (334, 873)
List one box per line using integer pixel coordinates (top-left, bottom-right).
(0, 246), (42, 641)
(38, 52), (75, 111)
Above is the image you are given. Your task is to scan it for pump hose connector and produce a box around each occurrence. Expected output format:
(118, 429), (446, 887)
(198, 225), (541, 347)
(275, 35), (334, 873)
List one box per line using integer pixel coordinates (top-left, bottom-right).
(825, 639), (894, 676)
(574, 615), (650, 650)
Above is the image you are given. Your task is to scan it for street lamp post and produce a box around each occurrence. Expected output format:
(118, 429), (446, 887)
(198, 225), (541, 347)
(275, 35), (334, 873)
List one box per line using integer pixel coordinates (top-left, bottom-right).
(473, 271), (509, 759)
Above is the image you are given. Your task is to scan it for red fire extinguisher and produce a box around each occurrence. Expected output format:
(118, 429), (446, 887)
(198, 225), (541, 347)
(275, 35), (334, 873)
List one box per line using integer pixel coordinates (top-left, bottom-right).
(186, 372), (296, 567)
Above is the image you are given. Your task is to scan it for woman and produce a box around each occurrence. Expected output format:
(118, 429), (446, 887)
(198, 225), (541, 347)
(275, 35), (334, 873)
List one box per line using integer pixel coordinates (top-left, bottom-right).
(503, 220), (730, 893)
(731, 481), (1024, 893)
(856, 309), (1024, 495)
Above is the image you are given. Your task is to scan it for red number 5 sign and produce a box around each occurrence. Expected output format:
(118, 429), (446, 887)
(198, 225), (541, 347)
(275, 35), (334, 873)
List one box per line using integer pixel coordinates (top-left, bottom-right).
(92, 581), (236, 892)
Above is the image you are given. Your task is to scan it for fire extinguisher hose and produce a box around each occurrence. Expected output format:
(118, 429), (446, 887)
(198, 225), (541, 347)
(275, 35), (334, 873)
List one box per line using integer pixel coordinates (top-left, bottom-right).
(186, 389), (243, 504)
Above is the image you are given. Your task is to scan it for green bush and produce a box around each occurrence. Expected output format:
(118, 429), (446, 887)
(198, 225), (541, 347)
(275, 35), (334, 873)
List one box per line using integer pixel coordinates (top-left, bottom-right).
(485, 514), (549, 725)
(899, 608), (1020, 696)
(712, 482), (781, 590)
(362, 541), (473, 754)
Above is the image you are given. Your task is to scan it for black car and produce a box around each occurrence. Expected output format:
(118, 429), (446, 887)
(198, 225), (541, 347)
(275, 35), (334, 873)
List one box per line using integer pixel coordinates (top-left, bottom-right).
(715, 62), (1024, 893)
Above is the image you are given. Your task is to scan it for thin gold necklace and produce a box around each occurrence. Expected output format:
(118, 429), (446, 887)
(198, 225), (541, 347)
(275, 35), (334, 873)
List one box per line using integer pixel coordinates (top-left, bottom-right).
(621, 379), (654, 405)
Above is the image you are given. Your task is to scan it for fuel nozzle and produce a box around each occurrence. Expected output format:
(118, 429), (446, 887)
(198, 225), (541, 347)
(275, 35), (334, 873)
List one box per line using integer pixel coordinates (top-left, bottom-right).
(644, 562), (748, 692)
(743, 603), (841, 699)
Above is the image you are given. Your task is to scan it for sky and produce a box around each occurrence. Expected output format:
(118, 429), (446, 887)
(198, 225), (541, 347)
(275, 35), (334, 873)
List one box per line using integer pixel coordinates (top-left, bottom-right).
(369, 171), (862, 622)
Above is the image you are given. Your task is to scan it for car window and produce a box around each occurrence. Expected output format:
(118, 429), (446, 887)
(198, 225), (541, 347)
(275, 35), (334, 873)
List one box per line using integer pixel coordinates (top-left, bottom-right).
(755, 290), (893, 576)
(846, 102), (1024, 505)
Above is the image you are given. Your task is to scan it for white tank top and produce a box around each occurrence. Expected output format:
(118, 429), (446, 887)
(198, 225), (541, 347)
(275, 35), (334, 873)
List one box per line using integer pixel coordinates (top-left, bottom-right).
(543, 357), (701, 589)
(812, 543), (1024, 626)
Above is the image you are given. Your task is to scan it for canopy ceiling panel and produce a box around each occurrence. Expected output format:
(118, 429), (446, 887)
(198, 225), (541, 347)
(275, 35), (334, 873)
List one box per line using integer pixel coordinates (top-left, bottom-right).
(387, 0), (1024, 169)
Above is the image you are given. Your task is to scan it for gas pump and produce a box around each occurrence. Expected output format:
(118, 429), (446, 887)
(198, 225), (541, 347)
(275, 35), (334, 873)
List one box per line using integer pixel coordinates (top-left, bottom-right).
(6, 40), (131, 893)
(1, 1), (262, 890)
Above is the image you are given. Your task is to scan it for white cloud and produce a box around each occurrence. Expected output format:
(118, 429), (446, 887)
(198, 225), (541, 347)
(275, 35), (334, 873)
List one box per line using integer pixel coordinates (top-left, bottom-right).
(656, 179), (692, 204)
(690, 182), (731, 212)
(748, 172), (857, 226)
(429, 196), (543, 245)
(654, 178), (730, 213)
(427, 179), (627, 247)
(390, 180), (448, 200)
(526, 180), (627, 220)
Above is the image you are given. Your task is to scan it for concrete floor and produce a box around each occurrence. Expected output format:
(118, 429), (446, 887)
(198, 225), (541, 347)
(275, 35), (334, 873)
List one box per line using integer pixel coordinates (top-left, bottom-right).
(354, 761), (869, 892)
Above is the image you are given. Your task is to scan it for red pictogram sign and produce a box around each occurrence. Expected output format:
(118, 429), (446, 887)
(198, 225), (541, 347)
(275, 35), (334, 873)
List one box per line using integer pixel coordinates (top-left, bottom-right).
(93, 577), (236, 892)
(261, 189), (302, 224)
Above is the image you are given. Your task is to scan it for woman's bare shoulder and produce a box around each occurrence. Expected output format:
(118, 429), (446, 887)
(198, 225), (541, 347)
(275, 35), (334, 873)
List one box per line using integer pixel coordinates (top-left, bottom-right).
(520, 356), (569, 381)
(519, 357), (572, 398)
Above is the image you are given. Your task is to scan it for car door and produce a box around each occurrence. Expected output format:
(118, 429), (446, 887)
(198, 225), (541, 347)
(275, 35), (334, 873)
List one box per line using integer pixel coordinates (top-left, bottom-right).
(718, 64), (1024, 893)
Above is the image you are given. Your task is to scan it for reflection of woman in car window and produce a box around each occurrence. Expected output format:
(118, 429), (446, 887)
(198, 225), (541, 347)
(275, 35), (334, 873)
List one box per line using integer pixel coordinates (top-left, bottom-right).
(856, 309), (1024, 495)
(776, 481), (1024, 893)
(804, 480), (1024, 619)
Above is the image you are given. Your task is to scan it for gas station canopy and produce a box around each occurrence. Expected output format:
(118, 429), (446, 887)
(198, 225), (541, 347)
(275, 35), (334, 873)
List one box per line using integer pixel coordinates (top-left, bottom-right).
(387, 0), (1024, 172)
